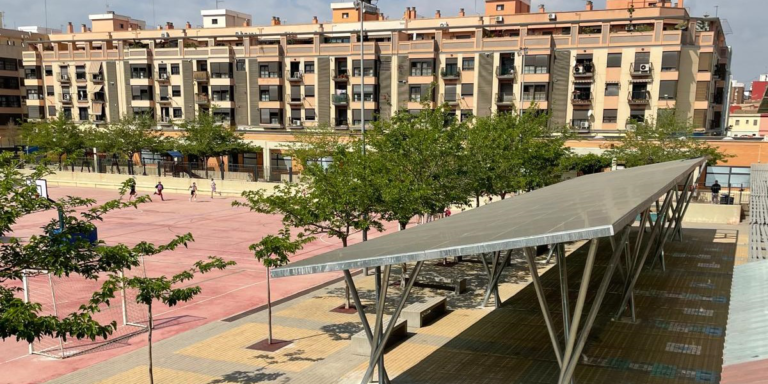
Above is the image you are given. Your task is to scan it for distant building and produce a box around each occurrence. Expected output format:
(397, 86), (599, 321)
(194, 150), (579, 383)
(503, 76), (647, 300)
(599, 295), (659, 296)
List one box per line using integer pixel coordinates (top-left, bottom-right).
(0, 28), (46, 146)
(17, 26), (61, 34)
(731, 81), (745, 105)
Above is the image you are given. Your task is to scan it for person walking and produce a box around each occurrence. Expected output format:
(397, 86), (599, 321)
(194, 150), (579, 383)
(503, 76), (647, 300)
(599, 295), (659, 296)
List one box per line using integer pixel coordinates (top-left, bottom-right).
(189, 182), (198, 202)
(128, 178), (137, 201)
(711, 180), (721, 204)
(210, 178), (220, 198)
(154, 181), (164, 201)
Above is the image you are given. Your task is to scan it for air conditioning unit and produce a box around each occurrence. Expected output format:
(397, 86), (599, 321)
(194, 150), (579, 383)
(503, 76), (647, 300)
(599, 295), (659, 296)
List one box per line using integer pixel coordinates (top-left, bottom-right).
(61, 74), (70, 80)
(580, 121), (590, 129)
(639, 64), (650, 73)
(292, 72), (301, 78)
(495, 16), (504, 23)
(625, 25), (635, 32)
(160, 73), (169, 80)
(575, 66), (585, 74)
(548, 13), (557, 21)
(439, 22), (449, 28)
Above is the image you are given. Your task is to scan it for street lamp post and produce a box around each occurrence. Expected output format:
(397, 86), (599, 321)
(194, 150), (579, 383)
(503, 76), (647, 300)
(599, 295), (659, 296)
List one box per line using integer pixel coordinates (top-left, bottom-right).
(518, 47), (528, 116)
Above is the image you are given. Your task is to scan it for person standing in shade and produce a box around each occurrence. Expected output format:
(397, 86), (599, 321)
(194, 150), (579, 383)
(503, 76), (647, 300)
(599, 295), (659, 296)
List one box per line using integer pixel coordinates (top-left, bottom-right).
(711, 180), (721, 204)
(128, 178), (137, 201)
(154, 181), (164, 201)
(189, 182), (198, 202)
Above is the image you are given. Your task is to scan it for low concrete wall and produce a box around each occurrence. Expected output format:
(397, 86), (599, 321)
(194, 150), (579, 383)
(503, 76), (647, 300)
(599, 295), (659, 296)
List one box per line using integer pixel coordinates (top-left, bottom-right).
(23, 170), (277, 197)
(682, 203), (742, 225)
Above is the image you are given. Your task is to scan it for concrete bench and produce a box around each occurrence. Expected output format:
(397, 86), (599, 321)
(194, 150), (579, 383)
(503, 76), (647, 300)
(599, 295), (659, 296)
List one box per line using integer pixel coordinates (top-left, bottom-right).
(402, 297), (447, 331)
(405, 276), (468, 295)
(350, 318), (408, 356)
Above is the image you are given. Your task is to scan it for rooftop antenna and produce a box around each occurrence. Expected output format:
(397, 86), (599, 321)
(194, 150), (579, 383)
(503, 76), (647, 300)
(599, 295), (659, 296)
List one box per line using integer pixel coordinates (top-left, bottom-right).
(44, 0), (49, 31)
(152, 0), (156, 29)
(714, 5), (719, 17)
(216, 0), (224, 9)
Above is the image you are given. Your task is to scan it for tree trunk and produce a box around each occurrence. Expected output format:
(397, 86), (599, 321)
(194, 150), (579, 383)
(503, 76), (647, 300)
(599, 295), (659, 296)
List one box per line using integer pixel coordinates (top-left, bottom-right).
(476, 194), (481, 208)
(203, 156), (209, 179)
(58, 155), (63, 171)
(341, 236), (351, 309)
(500, 192), (507, 200)
(147, 302), (154, 384)
(219, 156), (225, 181)
(266, 267), (272, 344)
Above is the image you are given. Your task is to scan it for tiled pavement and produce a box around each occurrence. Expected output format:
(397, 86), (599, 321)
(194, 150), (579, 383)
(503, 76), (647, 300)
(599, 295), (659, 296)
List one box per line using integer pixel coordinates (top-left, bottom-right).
(45, 225), (742, 384)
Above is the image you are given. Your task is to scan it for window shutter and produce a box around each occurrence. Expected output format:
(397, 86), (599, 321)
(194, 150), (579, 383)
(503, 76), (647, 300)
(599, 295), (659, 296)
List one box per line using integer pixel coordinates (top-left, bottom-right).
(261, 109), (270, 123)
(445, 84), (457, 101)
(291, 85), (301, 97)
(661, 51), (679, 70)
(695, 81), (709, 101)
(603, 109), (618, 118)
(305, 86), (315, 97)
(159, 86), (168, 97)
(659, 81), (677, 99)
(421, 84), (432, 100)
(269, 85), (279, 101)
(635, 52), (650, 64)
(445, 58), (458, 65)
(698, 53), (713, 72)
(291, 109), (301, 119)
(461, 83), (474, 96)
(305, 109), (316, 119)
(607, 53), (622, 67)
(353, 109), (361, 120)
(535, 55), (549, 67)
(572, 109), (589, 120)
(693, 110), (707, 127)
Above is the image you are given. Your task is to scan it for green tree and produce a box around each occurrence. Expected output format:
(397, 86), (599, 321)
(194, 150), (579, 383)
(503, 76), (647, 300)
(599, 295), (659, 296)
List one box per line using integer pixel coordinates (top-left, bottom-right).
(21, 113), (88, 171)
(91, 114), (171, 175)
(561, 153), (612, 175)
(250, 227), (313, 344)
(96, 256), (234, 384)
(605, 109), (729, 167)
(367, 104), (470, 229)
(176, 111), (259, 179)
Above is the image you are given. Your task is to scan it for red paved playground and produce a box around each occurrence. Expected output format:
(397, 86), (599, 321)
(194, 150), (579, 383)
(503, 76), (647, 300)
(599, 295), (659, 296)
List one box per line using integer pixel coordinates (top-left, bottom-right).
(1, 185), (400, 384)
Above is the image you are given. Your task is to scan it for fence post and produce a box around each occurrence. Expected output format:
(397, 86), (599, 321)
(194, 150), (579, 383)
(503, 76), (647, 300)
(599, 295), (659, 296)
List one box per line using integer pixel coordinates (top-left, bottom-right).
(289, 167), (293, 183)
(157, 162), (161, 177)
(253, 165), (258, 181)
(22, 272), (33, 355)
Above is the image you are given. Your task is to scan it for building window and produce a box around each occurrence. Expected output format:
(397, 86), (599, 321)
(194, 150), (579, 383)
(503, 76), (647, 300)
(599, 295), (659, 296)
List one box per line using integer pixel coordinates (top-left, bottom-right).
(46, 86), (54, 96)
(523, 55), (549, 74)
(603, 109), (618, 123)
(304, 62), (315, 74)
(62, 108), (72, 120)
(45, 66), (53, 76)
(605, 83), (620, 96)
(47, 106), (56, 117)
(77, 86), (88, 101)
(352, 85), (376, 102)
(259, 63), (281, 78)
(755, 120), (759, 126)
(0, 58), (18, 71)
(705, 166), (750, 188)
(236, 60), (246, 72)
(305, 85), (315, 97)
(461, 110), (473, 122)
(211, 86), (231, 101)
(496, 4), (504, 11)
(342, 13), (349, 19)
(131, 86), (153, 101)
(172, 86), (181, 97)
(210, 62), (232, 79)
(659, 80), (677, 100)
(305, 109), (316, 121)
(462, 58), (475, 71)
(735, 119), (740, 126)
(410, 86), (422, 102)
(212, 19), (219, 25)
(130, 65), (151, 79)
(461, 83), (474, 97)
(607, 53), (622, 68)
(171, 64), (180, 75)
(629, 109), (645, 123)
(173, 108), (182, 118)
(522, 84), (548, 101)
(410, 60), (434, 76)
(698, 52), (713, 72)
(78, 107), (88, 121)
(661, 51), (680, 72)
(0, 77), (19, 89)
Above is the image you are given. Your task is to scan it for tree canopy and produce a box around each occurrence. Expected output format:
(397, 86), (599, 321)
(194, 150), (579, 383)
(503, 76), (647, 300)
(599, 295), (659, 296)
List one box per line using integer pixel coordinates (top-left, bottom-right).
(90, 114), (171, 174)
(21, 114), (88, 169)
(605, 109), (729, 167)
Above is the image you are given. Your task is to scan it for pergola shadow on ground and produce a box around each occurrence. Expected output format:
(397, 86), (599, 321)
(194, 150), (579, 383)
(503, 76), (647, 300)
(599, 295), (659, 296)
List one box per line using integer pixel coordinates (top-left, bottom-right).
(394, 228), (736, 384)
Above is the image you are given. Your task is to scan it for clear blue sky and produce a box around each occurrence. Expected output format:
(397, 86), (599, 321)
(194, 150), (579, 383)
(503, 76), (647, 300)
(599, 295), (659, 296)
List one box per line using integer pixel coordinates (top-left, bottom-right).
(2, 0), (759, 85)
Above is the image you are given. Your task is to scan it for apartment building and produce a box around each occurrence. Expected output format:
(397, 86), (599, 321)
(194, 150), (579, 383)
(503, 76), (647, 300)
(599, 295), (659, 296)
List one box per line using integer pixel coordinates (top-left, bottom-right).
(0, 28), (46, 146)
(20, 0), (730, 148)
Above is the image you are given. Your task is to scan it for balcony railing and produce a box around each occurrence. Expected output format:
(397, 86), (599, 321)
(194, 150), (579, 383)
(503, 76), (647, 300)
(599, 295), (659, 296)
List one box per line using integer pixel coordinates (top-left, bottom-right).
(158, 96), (172, 103)
(287, 70), (303, 81)
(496, 93), (515, 106)
(630, 62), (654, 76)
(441, 68), (461, 80)
(332, 118), (350, 129)
(156, 72), (171, 82)
(195, 93), (210, 104)
(288, 119), (304, 128)
(573, 63), (594, 77)
(92, 74), (104, 83)
(571, 120), (591, 133)
(332, 94), (349, 105)
(193, 71), (209, 82)
(571, 93), (593, 105)
(334, 72), (349, 82)
(628, 90), (651, 104)
(91, 95), (105, 102)
(75, 74), (88, 83)
(496, 66), (516, 79)
(57, 74), (71, 83)
(158, 116), (172, 125)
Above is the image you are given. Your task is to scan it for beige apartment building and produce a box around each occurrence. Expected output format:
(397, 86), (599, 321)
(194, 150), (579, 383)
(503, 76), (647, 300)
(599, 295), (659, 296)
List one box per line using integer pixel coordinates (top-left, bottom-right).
(19, 0), (730, 166)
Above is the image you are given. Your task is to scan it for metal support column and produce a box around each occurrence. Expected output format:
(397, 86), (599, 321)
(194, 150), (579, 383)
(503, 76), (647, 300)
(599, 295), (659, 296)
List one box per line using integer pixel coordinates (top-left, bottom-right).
(344, 271), (390, 384)
(651, 172), (693, 271)
(481, 250), (513, 308)
(525, 247), (563, 367)
(556, 244), (571, 345)
(360, 261), (424, 384)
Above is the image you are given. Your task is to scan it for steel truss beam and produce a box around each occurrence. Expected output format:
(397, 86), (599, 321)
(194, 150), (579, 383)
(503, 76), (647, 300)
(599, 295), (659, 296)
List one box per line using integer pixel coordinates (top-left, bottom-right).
(651, 172), (693, 271)
(358, 261), (425, 384)
(480, 250), (513, 308)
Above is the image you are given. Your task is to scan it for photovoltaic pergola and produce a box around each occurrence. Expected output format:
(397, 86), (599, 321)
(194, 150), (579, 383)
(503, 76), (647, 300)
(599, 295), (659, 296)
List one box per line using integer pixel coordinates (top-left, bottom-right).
(271, 158), (706, 384)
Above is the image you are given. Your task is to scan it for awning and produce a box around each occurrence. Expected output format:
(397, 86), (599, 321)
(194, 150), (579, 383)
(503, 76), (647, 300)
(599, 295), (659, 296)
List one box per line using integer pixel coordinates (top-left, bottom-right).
(87, 62), (102, 74)
(167, 151), (183, 159)
(630, 78), (653, 83)
(90, 102), (103, 115)
(573, 79), (593, 84)
(605, 80), (621, 84)
(90, 84), (104, 93)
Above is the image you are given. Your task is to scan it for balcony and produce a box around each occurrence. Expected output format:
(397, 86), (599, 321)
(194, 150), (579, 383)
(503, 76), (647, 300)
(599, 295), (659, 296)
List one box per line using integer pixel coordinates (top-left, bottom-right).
(59, 94), (73, 104)
(571, 120), (591, 133)
(158, 96), (172, 104)
(193, 71), (209, 82)
(441, 68), (461, 80)
(630, 62), (654, 77)
(75, 75), (88, 83)
(195, 93), (210, 104)
(332, 94), (349, 106)
(58, 74), (71, 83)
(571, 93), (593, 106)
(288, 119), (304, 129)
(573, 63), (594, 78)
(628, 91), (651, 105)
(92, 74), (104, 83)
(334, 72), (349, 82)
(287, 70), (303, 82)
(496, 93), (515, 106)
(333, 118), (349, 129)
(287, 96), (303, 105)
(496, 66), (516, 80)
(156, 72), (171, 82)
(91, 95), (105, 103)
